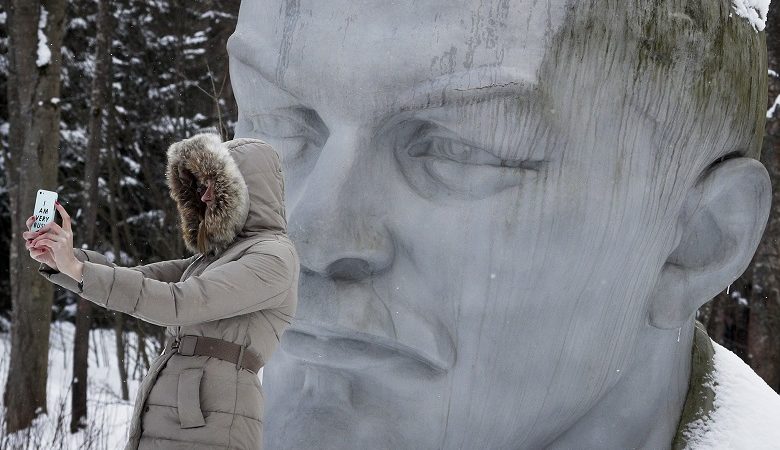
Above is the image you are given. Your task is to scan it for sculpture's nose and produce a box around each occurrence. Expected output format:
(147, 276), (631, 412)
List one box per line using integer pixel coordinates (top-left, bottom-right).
(287, 127), (394, 282)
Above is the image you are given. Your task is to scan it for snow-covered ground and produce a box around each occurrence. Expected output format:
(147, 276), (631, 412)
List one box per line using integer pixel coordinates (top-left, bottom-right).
(0, 322), (156, 449)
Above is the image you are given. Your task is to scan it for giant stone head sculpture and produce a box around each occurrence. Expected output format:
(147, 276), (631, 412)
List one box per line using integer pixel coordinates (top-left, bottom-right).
(227, 0), (771, 448)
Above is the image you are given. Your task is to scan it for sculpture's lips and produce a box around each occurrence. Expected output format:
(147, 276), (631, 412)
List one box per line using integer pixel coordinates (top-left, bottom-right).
(281, 321), (454, 373)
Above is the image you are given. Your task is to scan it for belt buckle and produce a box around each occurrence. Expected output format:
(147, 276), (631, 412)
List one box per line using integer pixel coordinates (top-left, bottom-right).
(175, 335), (198, 356)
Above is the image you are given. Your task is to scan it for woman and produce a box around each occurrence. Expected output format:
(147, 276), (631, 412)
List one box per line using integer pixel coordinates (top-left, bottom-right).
(23, 133), (299, 450)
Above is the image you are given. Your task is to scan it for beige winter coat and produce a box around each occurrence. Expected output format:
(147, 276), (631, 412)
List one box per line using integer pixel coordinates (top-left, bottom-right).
(38, 134), (299, 449)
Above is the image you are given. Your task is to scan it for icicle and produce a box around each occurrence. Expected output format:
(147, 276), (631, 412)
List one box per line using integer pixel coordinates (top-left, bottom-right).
(677, 327), (681, 343)
(727, 284), (731, 294)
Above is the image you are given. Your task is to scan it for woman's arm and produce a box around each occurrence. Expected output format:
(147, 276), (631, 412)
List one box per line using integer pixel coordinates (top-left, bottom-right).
(28, 202), (296, 325)
(29, 203), (197, 293)
(74, 242), (296, 327)
(38, 248), (198, 292)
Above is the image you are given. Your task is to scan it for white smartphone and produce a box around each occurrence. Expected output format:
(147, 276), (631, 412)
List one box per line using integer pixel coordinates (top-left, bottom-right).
(32, 189), (58, 232)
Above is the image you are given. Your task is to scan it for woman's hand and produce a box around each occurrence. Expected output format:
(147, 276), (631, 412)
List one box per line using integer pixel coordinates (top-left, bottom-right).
(23, 215), (58, 270)
(25, 202), (83, 281)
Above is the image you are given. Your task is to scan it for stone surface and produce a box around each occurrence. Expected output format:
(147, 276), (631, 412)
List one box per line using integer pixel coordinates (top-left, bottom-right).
(227, 1), (771, 448)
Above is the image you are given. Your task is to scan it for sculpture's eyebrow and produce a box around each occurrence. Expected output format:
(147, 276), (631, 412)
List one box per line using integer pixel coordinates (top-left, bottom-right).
(395, 67), (539, 114)
(227, 33), (296, 96)
(228, 33), (539, 117)
(375, 68), (540, 134)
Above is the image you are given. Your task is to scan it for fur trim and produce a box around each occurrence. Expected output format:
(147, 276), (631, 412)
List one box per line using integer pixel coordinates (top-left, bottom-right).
(165, 133), (250, 255)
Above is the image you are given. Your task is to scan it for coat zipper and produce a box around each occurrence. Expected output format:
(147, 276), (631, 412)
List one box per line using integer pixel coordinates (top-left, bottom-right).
(176, 251), (213, 342)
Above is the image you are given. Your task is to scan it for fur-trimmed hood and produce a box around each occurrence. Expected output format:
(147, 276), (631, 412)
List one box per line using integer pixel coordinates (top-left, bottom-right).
(165, 133), (287, 255)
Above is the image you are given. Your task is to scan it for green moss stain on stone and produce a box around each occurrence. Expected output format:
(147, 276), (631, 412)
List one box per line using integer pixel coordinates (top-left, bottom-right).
(672, 321), (716, 450)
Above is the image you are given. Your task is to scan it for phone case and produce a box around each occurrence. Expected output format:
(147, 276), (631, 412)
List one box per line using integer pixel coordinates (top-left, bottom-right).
(32, 189), (58, 232)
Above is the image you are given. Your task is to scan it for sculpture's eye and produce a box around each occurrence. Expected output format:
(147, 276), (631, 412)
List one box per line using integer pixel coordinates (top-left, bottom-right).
(248, 109), (328, 162)
(395, 121), (547, 200)
(248, 114), (310, 159)
(408, 136), (543, 169)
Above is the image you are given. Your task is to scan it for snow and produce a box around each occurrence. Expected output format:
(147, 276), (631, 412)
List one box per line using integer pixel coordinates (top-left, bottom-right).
(0, 320), (266, 448)
(729, 290), (749, 306)
(124, 209), (166, 227)
(184, 32), (208, 45)
(200, 10), (235, 20)
(121, 155), (140, 173)
(119, 175), (141, 187)
(731, 0), (771, 31)
(100, 250), (138, 266)
(61, 126), (88, 148)
(183, 48), (206, 56)
(158, 35), (176, 46)
(679, 341), (780, 449)
(0, 322), (155, 449)
(767, 94), (780, 118)
(36, 7), (51, 67)
(69, 18), (88, 30)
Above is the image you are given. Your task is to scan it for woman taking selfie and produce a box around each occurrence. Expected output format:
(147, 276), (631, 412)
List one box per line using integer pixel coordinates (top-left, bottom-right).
(23, 133), (299, 450)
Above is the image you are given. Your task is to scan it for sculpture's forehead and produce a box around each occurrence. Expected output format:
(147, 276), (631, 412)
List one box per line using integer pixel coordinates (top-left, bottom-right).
(230, 0), (570, 120)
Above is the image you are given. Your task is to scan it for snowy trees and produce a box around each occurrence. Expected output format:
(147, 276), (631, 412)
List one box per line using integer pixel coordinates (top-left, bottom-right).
(3, 0), (68, 432)
(0, 0), (240, 434)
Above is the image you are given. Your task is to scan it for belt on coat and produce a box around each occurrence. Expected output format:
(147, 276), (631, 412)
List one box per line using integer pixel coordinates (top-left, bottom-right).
(166, 335), (264, 374)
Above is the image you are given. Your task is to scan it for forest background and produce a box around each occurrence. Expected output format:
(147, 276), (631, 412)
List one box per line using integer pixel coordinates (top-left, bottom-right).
(0, 0), (779, 442)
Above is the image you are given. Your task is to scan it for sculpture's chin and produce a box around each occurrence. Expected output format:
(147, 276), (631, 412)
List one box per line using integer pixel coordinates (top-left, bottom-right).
(263, 349), (448, 450)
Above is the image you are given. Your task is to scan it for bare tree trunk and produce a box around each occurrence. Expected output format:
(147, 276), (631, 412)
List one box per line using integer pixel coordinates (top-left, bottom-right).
(113, 314), (129, 400)
(137, 325), (150, 371)
(71, 0), (114, 432)
(705, 278), (752, 357)
(705, 292), (727, 345)
(3, 0), (67, 433)
(747, 274), (780, 390)
(107, 129), (129, 401)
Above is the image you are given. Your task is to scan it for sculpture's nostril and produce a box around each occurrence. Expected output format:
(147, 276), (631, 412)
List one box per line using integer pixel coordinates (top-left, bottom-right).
(326, 258), (372, 281)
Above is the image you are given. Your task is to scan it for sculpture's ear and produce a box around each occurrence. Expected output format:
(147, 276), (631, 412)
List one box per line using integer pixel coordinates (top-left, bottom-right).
(648, 157), (771, 329)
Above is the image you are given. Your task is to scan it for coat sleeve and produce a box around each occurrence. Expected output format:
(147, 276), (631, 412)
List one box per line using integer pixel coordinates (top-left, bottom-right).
(73, 244), (295, 327)
(38, 248), (197, 293)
